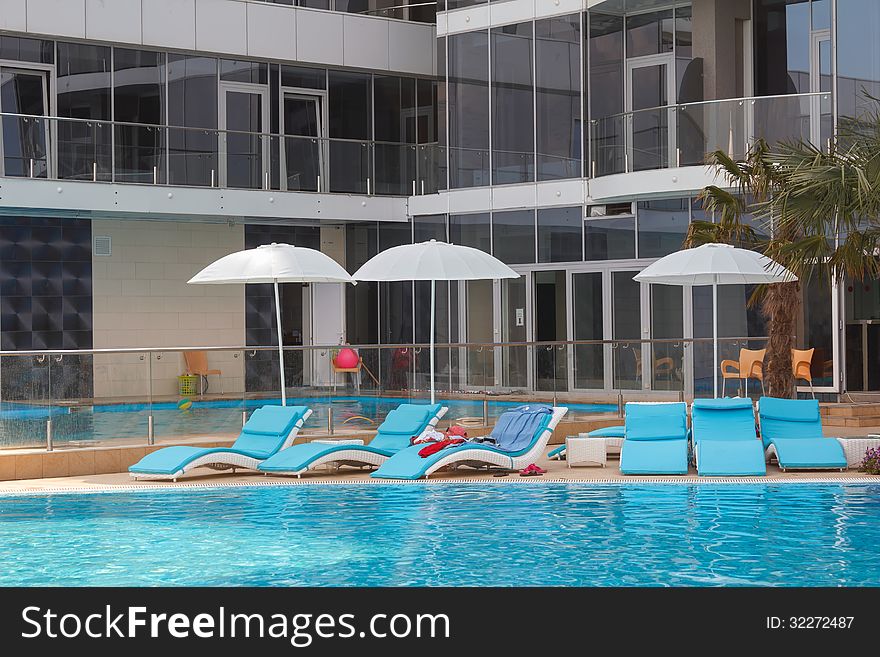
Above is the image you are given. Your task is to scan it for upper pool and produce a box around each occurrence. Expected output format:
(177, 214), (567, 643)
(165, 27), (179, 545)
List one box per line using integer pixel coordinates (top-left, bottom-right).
(1, 483), (879, 586)
(0, 397), (617, 447)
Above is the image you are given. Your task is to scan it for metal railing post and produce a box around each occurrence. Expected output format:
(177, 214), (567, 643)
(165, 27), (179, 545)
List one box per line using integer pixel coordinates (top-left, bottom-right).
(147, 352), (155, 446)
(46, 419), (53, 452)
(242, 410), (248, 428)
(327, 406), (334, 435)
(482, 398), (489, 427)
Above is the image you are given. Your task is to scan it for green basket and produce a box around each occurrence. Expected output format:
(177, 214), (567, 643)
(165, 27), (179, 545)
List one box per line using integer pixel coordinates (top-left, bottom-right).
(178, 375), (198, 396)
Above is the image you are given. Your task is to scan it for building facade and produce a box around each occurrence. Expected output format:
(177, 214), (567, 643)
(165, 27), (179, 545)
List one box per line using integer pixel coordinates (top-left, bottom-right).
(0, 0), (877, 403)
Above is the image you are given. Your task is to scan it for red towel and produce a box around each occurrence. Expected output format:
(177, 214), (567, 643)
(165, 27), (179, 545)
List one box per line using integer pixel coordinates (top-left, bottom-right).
(446, 425), (468, 439)
(418, 437), (465, 458)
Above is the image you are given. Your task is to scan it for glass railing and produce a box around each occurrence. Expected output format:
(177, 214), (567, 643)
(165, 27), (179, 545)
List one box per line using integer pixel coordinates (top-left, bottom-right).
(590, 92), (832, 176)
(0, 336), (775, 450)
(252, 0), (437, 24)
(0, 112), (436, 196)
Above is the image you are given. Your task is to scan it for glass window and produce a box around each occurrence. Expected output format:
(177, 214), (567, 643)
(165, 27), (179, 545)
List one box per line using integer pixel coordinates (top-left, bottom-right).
(675, 5), (693, 59)
(220, 59), (268, 85)
(589, 13), (624, 176)
(114, 49), (165, 125)
(0, 36), (53, 64)
(837, 0), (880, 120)
(374, 76), (416, 195)
(449, 213), (490, 252)
(538, 207), (582, 263)
(114, 49), (166, 185)
(637, 199), (689, 258)
(812, 0), (831, 30)
(56, 43), (111, 181)
(328, 71), (372, 193)
(584, 217), (635, 260)
(754, 0), (810, 95)
(57, 43), (111, 120)
(168, 55), (217, 128)
(492, 22), (534, 185)
(449, 31), (489, 188)
(417, 78), (436, 144)
(625, 10), (674, 59)
(447, 0), (485, 9)
(168, 55), (217, 187)
(612, 270), (642, 389)
(651, 284), (684, 391)
(434, 38), (447, 192)
(328, 71), (371, 140)
(379, 221), (413, 346)
(492, 210), (535, 265)
(413, 214), (446, 242)
(280, 65), (326, 90)
(346, 223), (379, 346)
(536, 15), (581, 181)
(573, 272), (604, 388)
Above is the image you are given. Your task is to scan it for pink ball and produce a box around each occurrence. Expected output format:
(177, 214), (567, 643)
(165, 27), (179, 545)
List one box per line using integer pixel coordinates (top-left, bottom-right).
(335, 348), (359, 369)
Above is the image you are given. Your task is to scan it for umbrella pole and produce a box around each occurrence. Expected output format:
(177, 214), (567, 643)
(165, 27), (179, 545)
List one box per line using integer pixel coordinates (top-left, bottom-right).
(430, 279), (436, 405)
(274, 279), (287, 407)
(713, 282), (718, 399)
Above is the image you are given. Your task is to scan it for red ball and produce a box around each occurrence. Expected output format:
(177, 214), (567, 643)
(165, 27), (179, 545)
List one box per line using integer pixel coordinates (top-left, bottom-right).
(335, 348), (359, 368)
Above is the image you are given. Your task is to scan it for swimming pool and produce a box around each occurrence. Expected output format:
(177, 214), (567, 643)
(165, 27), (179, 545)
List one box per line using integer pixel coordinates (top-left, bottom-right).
(0, 397), (618, 447)
(1, 483), (879, 586)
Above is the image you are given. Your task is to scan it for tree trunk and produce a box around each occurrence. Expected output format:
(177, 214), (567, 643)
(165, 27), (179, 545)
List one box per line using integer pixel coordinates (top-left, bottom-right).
(762, 282), (800, 397)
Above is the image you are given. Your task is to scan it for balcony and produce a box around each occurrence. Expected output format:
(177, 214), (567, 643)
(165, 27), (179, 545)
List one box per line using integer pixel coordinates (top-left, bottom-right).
(0, 112), (439, 222)
(590, 92), (832, 177)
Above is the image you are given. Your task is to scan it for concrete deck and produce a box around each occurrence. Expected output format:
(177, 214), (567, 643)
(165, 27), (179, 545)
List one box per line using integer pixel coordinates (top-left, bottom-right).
(0, 452), (874, 495)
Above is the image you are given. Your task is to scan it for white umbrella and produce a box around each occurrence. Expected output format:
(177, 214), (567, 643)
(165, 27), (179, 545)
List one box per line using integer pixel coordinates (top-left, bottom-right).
(353, 239), (519, 404)
(189, 242), (355, 406)
(633, 243), (796, 397)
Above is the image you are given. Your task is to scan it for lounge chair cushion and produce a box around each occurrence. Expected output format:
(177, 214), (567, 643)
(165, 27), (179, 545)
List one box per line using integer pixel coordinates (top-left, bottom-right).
(624, 402), (688, 441)
(692, 398), (757, 444)
(758, 397), (824, 447)
(232, 405), (310, 457)
(258, 443), (395, 473)
(375, 405), (433, 435)
(772, 437), (846, 469)
(619, 439), (688, 475)
(588, 426), (625, 438)
(129, 446), (266, 475)
(696, 440), (766, 476)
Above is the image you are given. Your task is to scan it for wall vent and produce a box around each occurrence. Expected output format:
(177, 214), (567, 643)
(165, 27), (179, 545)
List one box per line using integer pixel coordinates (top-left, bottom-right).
(93, 235), (112, 256)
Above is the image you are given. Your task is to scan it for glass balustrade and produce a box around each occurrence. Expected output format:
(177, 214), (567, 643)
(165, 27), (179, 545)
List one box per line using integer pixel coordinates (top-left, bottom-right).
(0, 337), (774, 450)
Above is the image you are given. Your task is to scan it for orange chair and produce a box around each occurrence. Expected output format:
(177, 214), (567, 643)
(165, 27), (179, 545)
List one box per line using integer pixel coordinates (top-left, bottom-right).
(792, 347), (815, 398)
(720, 348), (765, 397)
(183, 350), (223, 396)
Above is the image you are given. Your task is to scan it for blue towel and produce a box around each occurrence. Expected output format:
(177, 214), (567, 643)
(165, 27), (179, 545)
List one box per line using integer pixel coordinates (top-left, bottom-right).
(489, 405), (552, 452)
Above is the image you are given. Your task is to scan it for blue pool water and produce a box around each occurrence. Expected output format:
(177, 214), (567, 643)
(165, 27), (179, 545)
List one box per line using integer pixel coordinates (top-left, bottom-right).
(0, 397), (618, 447)
(1, 483), (879, 586)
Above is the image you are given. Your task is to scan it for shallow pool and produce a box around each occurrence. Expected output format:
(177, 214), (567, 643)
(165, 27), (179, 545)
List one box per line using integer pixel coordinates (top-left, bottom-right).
(0, 397), (617, 448)
(1, 483), (879, 586)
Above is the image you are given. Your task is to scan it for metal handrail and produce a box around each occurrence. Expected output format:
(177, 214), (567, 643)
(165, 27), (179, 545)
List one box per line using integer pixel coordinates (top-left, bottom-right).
(0, 111), (434, 148)
(0, 336), (769, 358)
(590, 91), (830, 125)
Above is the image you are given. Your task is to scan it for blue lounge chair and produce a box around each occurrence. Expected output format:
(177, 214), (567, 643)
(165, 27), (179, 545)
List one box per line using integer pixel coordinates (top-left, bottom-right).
(129, 405), (311, 481)
(257, 403), (447, 477)
(757, 397), (847, 471)
(371, 406), (568, 480)
(691, 398), (766, 476)
(547, 425), (624, 460)
(619, 402), (689, 475)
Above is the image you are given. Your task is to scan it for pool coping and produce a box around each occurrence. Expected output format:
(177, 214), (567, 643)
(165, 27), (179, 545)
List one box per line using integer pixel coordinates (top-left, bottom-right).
(1, 475), (878, 497)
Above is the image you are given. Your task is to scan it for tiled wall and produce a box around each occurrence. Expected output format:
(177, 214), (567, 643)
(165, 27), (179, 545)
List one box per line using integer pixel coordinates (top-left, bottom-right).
(90, 219), (246, 399)
(0, 216), (93, 402)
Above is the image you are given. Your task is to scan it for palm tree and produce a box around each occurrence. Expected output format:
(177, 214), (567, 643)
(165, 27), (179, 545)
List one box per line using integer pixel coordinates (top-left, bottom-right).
(688, 106), (880, 397)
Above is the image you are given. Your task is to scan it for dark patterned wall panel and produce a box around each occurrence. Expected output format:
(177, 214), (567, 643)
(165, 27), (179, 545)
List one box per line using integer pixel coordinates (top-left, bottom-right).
(243, 224), (320, 394)
(0, 217), (93, 401)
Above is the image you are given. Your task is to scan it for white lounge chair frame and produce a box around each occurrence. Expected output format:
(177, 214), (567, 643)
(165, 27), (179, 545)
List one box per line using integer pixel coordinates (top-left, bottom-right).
(287, 407), (448, 477)
(131, 409), (313, 481)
